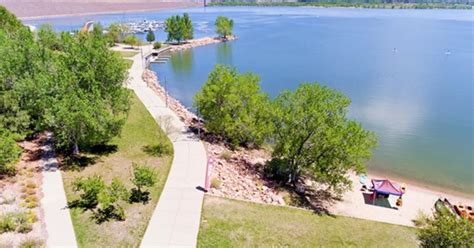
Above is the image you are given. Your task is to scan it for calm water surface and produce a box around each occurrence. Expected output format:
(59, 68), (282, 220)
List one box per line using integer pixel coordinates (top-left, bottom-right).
(27, 7), (474, 194)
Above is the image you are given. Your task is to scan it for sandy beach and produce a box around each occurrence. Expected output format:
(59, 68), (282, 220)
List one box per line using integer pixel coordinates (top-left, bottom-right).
(1, 0), (200, 20)
(332, 172), (473, 227)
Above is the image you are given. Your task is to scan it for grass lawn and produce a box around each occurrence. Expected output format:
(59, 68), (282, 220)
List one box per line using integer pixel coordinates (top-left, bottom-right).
(198, 196), (418, 248)
(62, 92), (173, 247)
(118, 50), (139, 58)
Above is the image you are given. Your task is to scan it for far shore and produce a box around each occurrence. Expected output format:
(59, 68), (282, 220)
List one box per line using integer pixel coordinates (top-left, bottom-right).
(1, 1), (200, 21)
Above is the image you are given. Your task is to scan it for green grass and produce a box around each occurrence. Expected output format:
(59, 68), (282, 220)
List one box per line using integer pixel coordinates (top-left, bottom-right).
(198, 196), (418, 248)
(117, 50), (139, 58)
(62, 92), (173, 247)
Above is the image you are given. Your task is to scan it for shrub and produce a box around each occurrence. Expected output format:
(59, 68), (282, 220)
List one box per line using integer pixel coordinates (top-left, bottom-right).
(0, 213), (16, 233)
(16, 213), (32, 233)
(153, 42), (162, 49)
(72, 176), (105, 209)
(131, 163), (157, 191)
(26, 181), (37, 189)
(210, 178), (221, 189)
(418, 212), (474, 247)
(0, 212), (32, 234)
(0, 128), (21, 175)
(72, 176), (129, 223)
(19, 238), (44, 248)
(130, 163), (157, 203)
(219, 151), (232, 161)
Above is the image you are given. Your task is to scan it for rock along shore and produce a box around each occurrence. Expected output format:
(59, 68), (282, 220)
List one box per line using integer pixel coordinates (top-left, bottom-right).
(167, 35), (238, 52)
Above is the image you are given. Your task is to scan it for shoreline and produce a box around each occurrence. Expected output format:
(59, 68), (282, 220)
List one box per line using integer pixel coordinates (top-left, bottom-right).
(367, 168), (474, 200)
(7, 2), (200, 21)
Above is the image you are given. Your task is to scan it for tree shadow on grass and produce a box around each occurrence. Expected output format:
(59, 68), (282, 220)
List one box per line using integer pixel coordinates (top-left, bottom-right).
(60, 155), (98, 171)
(84, 144), (118, 156)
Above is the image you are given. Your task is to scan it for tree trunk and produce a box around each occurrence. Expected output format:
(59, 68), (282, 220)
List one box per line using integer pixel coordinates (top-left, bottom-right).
(72, 142), (79, 156)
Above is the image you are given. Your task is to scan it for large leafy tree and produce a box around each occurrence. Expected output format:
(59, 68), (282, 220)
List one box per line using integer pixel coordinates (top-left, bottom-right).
(194, 65), (271, 147)
(215, 16), (234, 39)
(418, 212), (474, 248)
(164, 13), (193, 44)
(0, 8), (130, 156)
(46, 31), (130, 153)
(271, 83), (377, 192)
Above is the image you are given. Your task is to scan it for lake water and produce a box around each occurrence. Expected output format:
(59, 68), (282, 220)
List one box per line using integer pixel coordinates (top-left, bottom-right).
(26, 7), (474, 194)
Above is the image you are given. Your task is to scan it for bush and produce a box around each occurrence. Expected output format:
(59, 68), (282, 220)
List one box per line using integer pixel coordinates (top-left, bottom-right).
(130, 163), (157, 203)
(0, 213), (16, 233)
(19, 238), (44, 248)
(219, 151), (232, 161)
(0, 212), (33, 234)
(71, 176), (129, 223)
(72, 176), (105, 209)
(153, 42), (162, 49)
(131, 163), (157, 191)
(0, 128), (21, 175)
(418, 212), (474, 247)
(210, 178), (221, 189)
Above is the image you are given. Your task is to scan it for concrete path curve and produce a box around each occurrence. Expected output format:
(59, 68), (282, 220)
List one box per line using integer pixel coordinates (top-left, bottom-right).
(124, 45), (208, 247)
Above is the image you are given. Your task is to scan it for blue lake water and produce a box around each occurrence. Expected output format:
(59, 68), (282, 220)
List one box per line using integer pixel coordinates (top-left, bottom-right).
(26, 7), (474, 194)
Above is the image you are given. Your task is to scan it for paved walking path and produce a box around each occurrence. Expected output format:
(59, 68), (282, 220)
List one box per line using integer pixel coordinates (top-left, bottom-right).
(40, 132), (78, 248)
(123, 45), (208, 247)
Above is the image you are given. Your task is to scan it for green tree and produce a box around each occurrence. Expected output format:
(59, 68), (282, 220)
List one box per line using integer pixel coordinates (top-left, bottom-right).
(48, 32), (130, 154)
(72, 175), (105, 209)
(215, 16), (234, 39)
(418, 212), (474, 248)
(0, 7), (130, 156)
(130, 163), (157, 203)
(131, 163), (157, 192)
(107, 23), (128, 45)
(0, 6), (23, 33)
(123, 35), (139, 48)
(270, 83), (377, 192)
(194, 65), (271, 147)
(164, 13), (193, 44)
(146, 29), (155, 43)
(181, 13), (193, 41)
(0, 128), (21, 175)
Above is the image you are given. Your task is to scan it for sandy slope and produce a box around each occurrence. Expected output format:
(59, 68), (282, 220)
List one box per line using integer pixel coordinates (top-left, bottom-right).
(0, 0), (201, 19)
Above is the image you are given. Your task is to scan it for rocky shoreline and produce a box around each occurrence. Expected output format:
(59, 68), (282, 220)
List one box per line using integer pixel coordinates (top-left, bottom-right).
(142, 69), (287, 206)
(167, 36), (238, 52)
